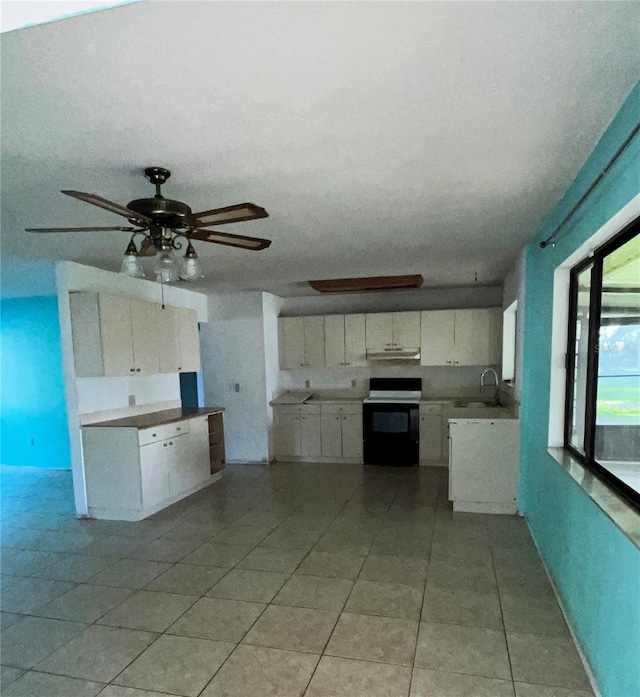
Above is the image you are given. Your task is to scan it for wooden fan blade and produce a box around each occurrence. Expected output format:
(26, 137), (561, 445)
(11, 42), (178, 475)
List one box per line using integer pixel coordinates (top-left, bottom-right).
(187, 227), (272, 251)
(25, 226), (138, 233)
(62, 191), (153, 223)
(190, 203), (268, 226)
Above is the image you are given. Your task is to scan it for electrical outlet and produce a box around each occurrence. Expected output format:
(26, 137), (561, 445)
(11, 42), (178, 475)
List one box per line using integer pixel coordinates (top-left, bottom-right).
(351, 379), (357, 388)
(29, 438), (34, 446)
(128, 394), (136, 406)
(304, 380), (310, 388)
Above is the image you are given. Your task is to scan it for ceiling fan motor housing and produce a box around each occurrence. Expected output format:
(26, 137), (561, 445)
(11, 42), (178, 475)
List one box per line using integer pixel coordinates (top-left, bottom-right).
(126, 197), (193, 228)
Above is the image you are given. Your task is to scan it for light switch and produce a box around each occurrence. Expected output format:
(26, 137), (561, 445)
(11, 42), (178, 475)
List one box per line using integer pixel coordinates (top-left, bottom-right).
(304, 380), (310, 388)
(351, 379), (357, 388)
(234, 383), (240, 393)
(128, 394), (136, 406)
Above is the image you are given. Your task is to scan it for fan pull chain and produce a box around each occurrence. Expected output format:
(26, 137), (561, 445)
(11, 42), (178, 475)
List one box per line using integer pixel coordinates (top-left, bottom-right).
(160, 276), (166, 309)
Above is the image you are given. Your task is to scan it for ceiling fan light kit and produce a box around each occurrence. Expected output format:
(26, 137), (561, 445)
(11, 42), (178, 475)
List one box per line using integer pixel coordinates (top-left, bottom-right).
(27, 167), (272, 284)
(120, 239), (146, 278)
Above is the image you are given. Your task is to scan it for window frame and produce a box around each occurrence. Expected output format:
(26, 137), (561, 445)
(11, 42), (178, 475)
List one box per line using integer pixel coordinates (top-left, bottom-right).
(563, 217), (640, 512)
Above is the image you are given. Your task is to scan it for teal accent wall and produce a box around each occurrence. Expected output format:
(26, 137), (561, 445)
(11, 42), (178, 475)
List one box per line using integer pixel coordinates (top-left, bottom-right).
(520, 82), (640, 697)
(0, 295), (71, 469)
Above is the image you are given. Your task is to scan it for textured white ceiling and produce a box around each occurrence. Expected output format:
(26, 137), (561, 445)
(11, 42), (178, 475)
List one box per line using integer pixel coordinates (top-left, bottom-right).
(1, 1), (639, 296)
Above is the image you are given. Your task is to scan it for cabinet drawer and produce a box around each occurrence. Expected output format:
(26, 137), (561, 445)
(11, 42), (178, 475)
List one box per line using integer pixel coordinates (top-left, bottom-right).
(275, 404), (322, 415)
(138, 420), (189, 446)
(320, 403), (363, 415)
(420, 404), (442, 415)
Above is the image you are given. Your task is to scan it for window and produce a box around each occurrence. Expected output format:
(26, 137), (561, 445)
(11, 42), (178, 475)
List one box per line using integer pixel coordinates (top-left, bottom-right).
(502, 300), (518, 383)
(565, 220), (640, 508)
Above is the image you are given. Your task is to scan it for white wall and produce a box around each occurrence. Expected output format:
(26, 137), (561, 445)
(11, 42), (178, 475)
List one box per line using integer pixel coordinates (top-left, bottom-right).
(1, 256), (58, 298)
(200, 291), (271, 463)
(262, 293), (283, 460)
(501, 251), (525, 401)
(280, 284), (502, 316)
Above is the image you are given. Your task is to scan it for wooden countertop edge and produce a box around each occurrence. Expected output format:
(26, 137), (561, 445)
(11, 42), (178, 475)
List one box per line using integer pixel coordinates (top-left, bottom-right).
(84, 407), (225, 429)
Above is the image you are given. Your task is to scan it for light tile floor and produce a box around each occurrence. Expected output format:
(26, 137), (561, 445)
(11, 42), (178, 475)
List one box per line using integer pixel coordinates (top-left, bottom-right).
(0, 463), (594, 697)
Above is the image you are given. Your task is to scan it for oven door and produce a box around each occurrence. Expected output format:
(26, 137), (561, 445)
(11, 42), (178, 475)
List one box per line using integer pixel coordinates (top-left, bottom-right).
(363, 403), (419, 466)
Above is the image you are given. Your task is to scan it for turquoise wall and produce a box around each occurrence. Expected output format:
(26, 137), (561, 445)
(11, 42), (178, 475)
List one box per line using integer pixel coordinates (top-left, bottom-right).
(0, 295), (71, 469)
(520, 82), (640, 697)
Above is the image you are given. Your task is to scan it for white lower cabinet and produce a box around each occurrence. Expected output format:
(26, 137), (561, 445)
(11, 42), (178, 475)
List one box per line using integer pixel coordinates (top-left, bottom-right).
(274, 403), (362, 463)
(449, 419), (520, 514)
(140, 440), (171, 509)
(83, 414), (219, 521)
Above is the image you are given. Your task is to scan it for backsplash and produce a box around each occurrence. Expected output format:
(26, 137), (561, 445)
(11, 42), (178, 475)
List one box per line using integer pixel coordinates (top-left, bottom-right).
(278, 363), (501, 399)
(76, 374), (181, 416)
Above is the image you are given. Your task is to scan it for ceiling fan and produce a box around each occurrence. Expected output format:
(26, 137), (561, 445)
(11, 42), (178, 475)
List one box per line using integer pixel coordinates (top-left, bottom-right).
(25, 167), (272, 282)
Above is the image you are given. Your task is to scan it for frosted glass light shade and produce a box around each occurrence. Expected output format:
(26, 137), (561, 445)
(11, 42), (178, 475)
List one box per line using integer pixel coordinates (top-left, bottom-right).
(120, 254), (145, 278)
(179, 255), (204, 281)
(154, 250), (179, 283)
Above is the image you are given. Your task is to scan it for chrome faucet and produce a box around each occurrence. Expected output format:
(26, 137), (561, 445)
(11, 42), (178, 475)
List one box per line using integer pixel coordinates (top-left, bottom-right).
(480, 368), (500, 406)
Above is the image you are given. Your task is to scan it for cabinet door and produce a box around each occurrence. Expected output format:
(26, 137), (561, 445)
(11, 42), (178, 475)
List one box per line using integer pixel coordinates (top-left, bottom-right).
(341, 414), (363, 459)
(140, 440), (170, 509)
(157, 305), (182, 374)
(324, 315), (346, 368)
(130, 300), (161, 374)
(304, 317), (325, 368)
(99, 294), (135, 376)
(320, 414), (343, 458)
(365, 313), (393, 348)
(453, 309), (487, 366)
(300, 415), (322, 457)
(274, 414), (300, 457)
(419, 413), (442, 460)
(189, 416), (211, 484)
(344, 314), (366, 366)
(420, 311), (455, 366)
(178, 308), (201, 373)
(278, 317), (305, 369)
(392, 312), (420, 347)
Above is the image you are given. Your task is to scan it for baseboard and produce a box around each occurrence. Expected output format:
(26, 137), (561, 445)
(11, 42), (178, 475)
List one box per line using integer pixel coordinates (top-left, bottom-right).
(453, 501), (517, 514)
(525, 519), (603, 697)
(273, 456), (362, 464)
(88, 471), (224, 521)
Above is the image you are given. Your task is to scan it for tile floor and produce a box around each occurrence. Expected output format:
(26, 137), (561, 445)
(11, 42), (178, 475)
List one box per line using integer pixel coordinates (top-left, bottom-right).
(0, 463), (594, 697)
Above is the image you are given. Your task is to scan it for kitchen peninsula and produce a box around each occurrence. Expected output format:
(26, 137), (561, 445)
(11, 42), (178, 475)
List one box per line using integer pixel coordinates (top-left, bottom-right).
(82, 407), (225, 521)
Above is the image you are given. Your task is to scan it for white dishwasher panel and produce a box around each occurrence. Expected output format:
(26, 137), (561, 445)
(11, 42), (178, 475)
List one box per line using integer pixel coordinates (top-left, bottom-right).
(449, 420), (520, 514)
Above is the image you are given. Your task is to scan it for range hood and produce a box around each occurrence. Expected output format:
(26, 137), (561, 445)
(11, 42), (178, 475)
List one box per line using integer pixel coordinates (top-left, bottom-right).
(366, 348), (421, 361)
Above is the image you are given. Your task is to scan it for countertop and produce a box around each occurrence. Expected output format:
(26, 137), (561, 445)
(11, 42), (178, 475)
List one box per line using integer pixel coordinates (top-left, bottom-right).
(84, 407), (225, 429)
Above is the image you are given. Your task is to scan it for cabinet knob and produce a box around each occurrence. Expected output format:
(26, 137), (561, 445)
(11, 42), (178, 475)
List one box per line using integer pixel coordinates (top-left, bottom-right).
(169, 441), (173, 445)
(446, 360), (452, 364)
(177, 427), (181, 431)
(136, 368), (141, 372)
(130, 368), (135, 372)
(163, 443), (167, 447)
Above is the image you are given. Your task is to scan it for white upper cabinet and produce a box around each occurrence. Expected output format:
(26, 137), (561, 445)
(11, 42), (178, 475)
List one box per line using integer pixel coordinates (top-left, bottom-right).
(420, 311), (455, 366)
(365, 311), (420, 349)
(177, 307), (201, 372)
(324, 315), (346, 368)
(70, 291), (201, 377)
(324, 314), (366, 368)
(303, 317), (325, 369)
(391, 312), (421, 347)
(278, 316), (325, 369)
(420, 309), (502, 367)
(278, 317), (305, 369)
(365, 313), (393, 349)
(157, 305), (182, 374)
(130, 300), (161, 375)
(99, 294), (136, 376)
(344, 314), (366, 366)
